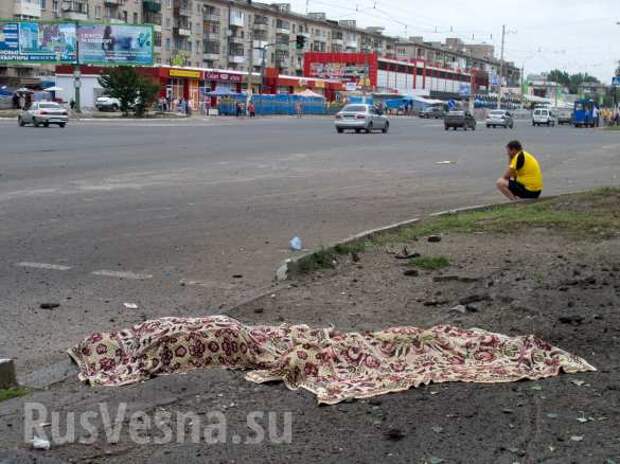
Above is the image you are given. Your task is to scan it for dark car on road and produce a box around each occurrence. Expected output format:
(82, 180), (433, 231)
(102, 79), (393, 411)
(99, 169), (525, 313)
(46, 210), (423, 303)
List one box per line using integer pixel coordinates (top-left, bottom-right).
(419, 106), (445, 119)
(444, 110), (477, 131)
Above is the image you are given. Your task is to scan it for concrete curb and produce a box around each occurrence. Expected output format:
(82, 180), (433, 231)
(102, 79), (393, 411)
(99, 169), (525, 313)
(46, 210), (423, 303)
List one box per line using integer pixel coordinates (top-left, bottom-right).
(0, 359), (17, 389)
(275, 201), (513, 282)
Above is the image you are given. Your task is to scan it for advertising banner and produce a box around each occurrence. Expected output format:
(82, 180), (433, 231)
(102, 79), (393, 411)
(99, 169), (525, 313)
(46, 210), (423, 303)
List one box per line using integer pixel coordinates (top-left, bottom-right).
(77, 24), (153, 65)
(0, 21), (77, 63)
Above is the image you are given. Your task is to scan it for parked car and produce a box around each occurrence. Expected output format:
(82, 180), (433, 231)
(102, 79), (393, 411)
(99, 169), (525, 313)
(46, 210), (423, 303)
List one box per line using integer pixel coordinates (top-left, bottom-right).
(532, 108), (556, 127)
(419, 106), (445, 119)
(556, 108), (573, 125)
(18, 101), (68, 128)
(335, 104), (390, 134)
(96, 96), (121, 112)
(486, 109), (514, 129)
(444, 110), (477, 131)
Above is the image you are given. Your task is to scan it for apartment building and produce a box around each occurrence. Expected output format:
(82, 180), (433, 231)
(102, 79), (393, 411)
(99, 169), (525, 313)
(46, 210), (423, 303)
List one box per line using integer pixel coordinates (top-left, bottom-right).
(144, 0), (395, 76)
(1, 0), (515, 86)
(394, 36), (520, 87)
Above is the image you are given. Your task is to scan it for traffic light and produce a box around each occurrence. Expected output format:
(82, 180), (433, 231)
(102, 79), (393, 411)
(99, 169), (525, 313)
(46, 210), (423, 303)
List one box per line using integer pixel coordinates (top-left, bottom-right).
(295, 35), (306, 50)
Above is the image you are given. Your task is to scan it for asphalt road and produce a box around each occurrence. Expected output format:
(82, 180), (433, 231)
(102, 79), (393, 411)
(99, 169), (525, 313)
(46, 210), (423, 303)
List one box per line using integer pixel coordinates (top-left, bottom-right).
(1, 116), (619, 372)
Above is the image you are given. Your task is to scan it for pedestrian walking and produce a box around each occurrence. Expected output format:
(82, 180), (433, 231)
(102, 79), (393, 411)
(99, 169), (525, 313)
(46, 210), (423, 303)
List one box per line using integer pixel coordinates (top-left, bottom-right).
(248, 101), (256, 118)
(295, 101), (303, 118)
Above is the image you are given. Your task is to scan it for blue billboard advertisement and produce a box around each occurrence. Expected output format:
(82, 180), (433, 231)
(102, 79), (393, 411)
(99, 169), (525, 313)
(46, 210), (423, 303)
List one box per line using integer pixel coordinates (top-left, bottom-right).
(0, 21), (77, 63)
(77, 24), (153, 65)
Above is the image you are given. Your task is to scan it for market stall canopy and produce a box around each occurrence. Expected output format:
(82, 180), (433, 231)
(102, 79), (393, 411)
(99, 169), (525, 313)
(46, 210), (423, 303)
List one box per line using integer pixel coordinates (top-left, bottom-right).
(205, 87), (245, 96)
(294, 89), (324, 98)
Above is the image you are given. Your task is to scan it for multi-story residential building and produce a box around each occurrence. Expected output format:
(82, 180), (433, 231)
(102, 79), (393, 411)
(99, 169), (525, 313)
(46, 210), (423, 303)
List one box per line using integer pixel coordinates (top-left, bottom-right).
(394, 36), (520, 87)
(1, 0), (517, 88)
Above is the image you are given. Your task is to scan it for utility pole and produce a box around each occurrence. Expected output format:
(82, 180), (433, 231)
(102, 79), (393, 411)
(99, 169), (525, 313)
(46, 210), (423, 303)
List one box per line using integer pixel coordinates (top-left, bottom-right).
(497, 24), (505, 109)
(73, 21), (81, 113)
(246, 29), (253, 108)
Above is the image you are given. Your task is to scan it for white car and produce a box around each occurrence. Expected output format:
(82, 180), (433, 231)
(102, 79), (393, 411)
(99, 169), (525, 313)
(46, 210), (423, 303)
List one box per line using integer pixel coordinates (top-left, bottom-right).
(18, 101), (68, 128)
(486, 110), (514, 129)
(532, 108), (556, 127)
(96, 96), (121, 112)
(335, 104), (390, 134)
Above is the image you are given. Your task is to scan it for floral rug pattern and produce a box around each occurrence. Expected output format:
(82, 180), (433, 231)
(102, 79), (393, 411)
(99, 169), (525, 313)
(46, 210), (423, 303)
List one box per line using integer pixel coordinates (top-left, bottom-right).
(69, 316), (595, 404)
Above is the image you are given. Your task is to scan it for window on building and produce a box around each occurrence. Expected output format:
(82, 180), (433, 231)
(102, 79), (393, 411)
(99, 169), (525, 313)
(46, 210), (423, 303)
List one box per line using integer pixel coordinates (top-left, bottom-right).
(133, 12), (138, 24)
(122, 11), (128, 22)
(166, 38), (171, 49)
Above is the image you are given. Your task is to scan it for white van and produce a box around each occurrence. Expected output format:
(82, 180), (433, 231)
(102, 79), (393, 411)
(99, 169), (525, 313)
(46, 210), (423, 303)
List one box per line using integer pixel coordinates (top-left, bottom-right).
(532, 108), (556, 127)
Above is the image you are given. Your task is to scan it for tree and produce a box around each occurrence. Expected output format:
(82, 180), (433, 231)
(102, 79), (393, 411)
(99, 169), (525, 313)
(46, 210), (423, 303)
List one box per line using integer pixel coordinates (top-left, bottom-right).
(98, 67), (159, 117)
(134, 74), (160, 117)
(545, 69), (600, 94)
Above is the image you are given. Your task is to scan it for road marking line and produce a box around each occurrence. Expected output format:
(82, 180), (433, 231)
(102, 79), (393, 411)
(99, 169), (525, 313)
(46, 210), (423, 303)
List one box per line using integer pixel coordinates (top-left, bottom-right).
(91, 270), (153, 280)
(15, 262), (72, 271)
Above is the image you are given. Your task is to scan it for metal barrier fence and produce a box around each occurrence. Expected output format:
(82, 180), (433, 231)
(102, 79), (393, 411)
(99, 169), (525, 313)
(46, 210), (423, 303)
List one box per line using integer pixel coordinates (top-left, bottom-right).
(216, 94), (327, 116)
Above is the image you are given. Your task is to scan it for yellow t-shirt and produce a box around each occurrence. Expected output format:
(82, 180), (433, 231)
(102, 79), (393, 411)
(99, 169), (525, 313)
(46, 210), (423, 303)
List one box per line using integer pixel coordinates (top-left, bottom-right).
(510, 151), (543, 192)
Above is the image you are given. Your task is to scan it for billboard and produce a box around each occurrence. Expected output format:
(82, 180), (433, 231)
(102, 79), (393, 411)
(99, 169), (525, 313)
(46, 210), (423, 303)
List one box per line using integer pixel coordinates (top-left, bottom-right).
(77, 23), (153, 65)
(0, 21), (153, 65)
(0, 21), (77, 63)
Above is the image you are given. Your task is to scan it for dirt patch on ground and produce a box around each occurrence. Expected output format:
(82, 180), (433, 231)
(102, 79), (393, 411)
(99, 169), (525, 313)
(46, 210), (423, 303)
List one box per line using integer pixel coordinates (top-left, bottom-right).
(227, 188), (620, 462)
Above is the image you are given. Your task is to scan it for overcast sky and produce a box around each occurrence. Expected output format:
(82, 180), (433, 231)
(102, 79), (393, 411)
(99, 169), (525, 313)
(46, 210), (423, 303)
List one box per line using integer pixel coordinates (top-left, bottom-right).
(288, 0), (620, 81)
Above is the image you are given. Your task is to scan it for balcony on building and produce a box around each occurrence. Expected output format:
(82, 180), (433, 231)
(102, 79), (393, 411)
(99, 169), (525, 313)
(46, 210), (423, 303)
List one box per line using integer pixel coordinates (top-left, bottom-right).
(61, 1), (89, 20)
(143, 0), (161, 13)
(276, 20), (290, 35)
(204, 52), (220, 60)
(253, 15), (269, 32)
(204, 9), (220, 22)
(103, 0), (123, 5)
(229, 34), (245, 45)
(143, 8), (162, 30)
(14, 0), (42, 18)
(204, 31), (220, 41)
(332, 32), (344, 46)
(174, 20), (191, 37)
(174, 0), (191, 17)
(229, 11), (245, 28)
(228, 48), (246, 63)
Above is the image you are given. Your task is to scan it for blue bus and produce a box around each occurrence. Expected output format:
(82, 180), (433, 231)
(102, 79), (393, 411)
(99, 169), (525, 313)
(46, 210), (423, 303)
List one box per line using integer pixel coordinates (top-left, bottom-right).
(572, 98), (596, 128)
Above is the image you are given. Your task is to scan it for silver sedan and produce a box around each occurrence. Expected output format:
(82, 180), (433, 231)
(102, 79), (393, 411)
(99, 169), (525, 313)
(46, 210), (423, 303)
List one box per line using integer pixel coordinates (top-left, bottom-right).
(18, 101), (69, 128)
(335, 104), (389, 134)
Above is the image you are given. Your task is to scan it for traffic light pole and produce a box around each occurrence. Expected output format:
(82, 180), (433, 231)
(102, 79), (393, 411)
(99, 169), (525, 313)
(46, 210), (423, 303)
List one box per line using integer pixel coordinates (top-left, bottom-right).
(257, 35), (306, 94)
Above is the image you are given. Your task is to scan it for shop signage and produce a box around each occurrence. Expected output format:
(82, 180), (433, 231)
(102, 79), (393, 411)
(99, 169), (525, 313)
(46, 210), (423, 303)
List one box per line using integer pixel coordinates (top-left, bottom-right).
(169, 68), (201, 78)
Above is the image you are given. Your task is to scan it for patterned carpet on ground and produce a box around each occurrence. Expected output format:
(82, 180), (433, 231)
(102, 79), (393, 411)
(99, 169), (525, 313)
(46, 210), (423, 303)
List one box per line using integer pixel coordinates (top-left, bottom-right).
(69, 315), (595, 404)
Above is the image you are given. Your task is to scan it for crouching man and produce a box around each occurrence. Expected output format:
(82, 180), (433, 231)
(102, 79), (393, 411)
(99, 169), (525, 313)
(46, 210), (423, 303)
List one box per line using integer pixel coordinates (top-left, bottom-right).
(497, 140), (543, 200)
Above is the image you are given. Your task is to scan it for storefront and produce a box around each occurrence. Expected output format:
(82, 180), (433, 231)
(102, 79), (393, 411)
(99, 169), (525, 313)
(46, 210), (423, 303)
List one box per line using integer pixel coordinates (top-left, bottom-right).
(55, 64), (345, 110)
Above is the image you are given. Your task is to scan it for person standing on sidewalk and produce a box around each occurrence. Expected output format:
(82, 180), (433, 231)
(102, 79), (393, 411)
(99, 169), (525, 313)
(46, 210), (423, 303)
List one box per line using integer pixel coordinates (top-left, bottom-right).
(496, 140), (544, 200)
(295, 101), (303, 118)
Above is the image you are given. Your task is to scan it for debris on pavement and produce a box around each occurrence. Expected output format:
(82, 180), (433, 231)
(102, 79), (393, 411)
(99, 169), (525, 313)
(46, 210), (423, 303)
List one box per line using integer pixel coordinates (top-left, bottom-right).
(394, 246), (420, 259)
(384, 428), (406, 441)
(39, 303), (60, 310)
(123, 303), (138, 309)
(289, 236), (303, 251)
(31, 436), (51, 450)
(403, 269), (419, 277)
(435, 160), (456, 165)
(427, 234), (443, 243)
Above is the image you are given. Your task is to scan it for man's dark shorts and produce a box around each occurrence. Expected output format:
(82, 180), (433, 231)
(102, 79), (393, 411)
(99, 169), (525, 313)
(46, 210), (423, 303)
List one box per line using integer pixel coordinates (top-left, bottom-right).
(508, 179), (541, 199)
